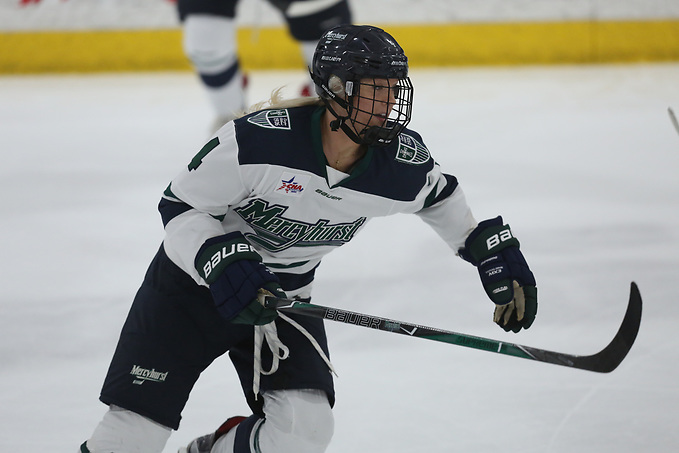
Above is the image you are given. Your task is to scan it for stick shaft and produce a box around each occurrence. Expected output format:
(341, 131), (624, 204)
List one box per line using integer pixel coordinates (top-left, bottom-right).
(264, 282), (642, 373)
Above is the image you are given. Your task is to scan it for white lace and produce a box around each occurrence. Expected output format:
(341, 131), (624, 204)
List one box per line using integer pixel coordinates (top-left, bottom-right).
(252, 312), (337, 399)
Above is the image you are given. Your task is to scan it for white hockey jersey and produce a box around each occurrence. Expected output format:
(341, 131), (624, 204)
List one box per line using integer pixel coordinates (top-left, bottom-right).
(160, 105), (477, 287)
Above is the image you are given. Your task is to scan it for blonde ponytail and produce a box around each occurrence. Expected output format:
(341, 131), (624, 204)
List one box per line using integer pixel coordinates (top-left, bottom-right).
(237, 87), (324, 119)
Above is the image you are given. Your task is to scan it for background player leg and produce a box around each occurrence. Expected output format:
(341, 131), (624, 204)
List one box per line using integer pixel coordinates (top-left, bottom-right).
(272, 0), (352, 95)
(182, 13), (245, 131)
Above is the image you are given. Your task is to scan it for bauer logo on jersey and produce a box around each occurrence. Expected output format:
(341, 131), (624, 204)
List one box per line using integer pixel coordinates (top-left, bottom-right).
(395, 133), (430, 165)
(247, 109), (291, 130)
(275, 173), (310, 196)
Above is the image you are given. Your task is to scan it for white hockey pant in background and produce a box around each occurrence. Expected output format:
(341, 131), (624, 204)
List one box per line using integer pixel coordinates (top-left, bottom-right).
(214, 389), (334, 453)
(182, 14), (244, 120)
(82, 405), (171, 453)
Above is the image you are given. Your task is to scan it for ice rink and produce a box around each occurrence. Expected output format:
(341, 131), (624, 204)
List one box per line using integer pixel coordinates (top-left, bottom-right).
(1, 63), (679, 452)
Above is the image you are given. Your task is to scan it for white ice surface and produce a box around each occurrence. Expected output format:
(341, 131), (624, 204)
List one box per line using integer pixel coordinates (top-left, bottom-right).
(1, 64), (678, 452)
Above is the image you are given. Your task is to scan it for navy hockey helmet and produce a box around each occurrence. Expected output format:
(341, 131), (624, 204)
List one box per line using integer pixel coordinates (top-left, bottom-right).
(311, 24), (413, 147)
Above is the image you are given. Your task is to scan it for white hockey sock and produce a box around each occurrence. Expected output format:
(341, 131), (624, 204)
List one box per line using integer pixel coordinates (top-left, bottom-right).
(212, 390), (333, 453)
(257, 389), (333, 453)
(183, 14), (245, 121)
(84, 405), (171, 453)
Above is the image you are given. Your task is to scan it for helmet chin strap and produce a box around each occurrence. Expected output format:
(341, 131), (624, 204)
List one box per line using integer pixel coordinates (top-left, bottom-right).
(325, 90), (351, 130)
(324, 94), (364, 144)
(329, 114), (344, 132)
(325, 102), (349, 131)
(327, 101), (379, 146)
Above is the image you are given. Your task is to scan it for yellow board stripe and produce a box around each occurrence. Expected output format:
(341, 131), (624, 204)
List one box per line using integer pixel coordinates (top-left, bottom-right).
(400, 20), (679, 65)
(1, 21), (678, 74)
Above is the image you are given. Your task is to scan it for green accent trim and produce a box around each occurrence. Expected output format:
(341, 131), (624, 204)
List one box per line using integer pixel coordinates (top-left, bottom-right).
(422, 181), (440, 209)
(164, 183), (225, 219)
(80, 442), (91, 453)
(265, 260), (311, 269)
(253, 417), (265, 453)
(163, 183), (175, 198)
(421, 333), (534, 360)
(335, 147), (374, 189)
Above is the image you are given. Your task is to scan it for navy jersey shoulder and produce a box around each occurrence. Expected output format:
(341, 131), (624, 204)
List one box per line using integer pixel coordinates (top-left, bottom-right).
(342, 127), (437, 202)
(234, 106), (447, 203)
(233, 105), (323, 176)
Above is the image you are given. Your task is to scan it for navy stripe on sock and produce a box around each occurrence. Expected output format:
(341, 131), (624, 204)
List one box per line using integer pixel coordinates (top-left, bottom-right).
(200, 61), (240, 88)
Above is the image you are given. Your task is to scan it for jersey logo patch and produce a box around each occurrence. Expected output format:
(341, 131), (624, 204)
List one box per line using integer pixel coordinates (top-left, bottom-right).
(395, 133), (430, 165)
(247, 109), (291, 130)
(275, 172), (310, 196)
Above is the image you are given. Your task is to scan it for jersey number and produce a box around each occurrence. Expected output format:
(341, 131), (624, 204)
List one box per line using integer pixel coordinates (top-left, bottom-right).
(188, 137), (220, 171)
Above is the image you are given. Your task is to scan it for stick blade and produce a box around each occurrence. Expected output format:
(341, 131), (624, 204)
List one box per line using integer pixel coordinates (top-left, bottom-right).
(574, 282), (642, 373)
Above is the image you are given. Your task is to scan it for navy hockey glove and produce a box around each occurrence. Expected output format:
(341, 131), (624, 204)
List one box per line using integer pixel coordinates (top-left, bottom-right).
(195, 232), (283, 325)
(459, 216), (537, 333)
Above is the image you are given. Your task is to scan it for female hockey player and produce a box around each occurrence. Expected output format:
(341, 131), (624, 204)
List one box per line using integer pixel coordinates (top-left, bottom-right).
(80, 24), (537, 453)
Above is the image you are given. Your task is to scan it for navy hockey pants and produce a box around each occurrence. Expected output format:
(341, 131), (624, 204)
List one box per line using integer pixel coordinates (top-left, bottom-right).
(99, 245), (334, 430)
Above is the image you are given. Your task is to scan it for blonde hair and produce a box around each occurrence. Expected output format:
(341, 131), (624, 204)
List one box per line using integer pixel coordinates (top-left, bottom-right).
(237, 87), (324, 118)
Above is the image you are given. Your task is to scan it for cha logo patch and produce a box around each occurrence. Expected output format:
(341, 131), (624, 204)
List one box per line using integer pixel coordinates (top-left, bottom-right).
(395, 133), (430, 165)
(275, 172), (310, 196)
(247, 109), (291, 130)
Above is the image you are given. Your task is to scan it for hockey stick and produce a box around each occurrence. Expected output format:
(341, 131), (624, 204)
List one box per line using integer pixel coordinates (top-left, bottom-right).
(669, 107), (679, 136)
(264, 282), (642, 373)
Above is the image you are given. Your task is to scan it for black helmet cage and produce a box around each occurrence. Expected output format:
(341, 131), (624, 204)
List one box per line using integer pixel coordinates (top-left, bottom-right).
(311, 25), (414, 147)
